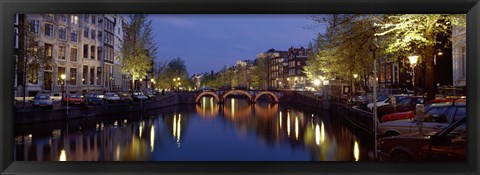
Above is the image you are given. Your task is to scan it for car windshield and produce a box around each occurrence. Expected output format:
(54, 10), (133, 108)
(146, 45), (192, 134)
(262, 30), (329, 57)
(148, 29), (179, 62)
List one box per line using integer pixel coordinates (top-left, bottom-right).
(377, 95), (388, 102)
(35, 95), (49, 99)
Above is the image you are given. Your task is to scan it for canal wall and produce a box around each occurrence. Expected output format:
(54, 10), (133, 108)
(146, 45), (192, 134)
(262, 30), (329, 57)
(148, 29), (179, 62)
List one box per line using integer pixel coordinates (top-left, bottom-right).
(14, 92), (196, 124)
(278, 91), (374, 135)
(277, 90), (331, 110)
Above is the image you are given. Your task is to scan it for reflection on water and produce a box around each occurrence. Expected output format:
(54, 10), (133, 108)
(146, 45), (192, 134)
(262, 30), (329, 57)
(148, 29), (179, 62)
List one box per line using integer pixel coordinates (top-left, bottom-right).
(15, 97), (373, 161)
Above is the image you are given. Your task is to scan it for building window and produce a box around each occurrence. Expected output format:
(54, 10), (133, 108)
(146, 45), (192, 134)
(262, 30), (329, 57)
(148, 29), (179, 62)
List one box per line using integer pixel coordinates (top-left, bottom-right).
(97, 47), (102, 60)
(90, 67), (95, 85)
(71, 30), (77, 42)
(296, 70), (301, 75)
(31, 20), (39, 34)
(90, 45), (96, 59)
(44, 23), (54, 37)
(70, 68), (77, 85)
(97, 67), (102, 85)
(57, 66), (65, 85)
(46, 14), (54, 19)
(83, 44), (88, 58)
(61, 14), (67, 23)
(84, 14), (89, 23)
(84, 27), (89, 38)
(91, 15), (96, 24)
(28, 67), (39, 84)
(58, 45), (66, 60)
(59, 26), (67, 40)
(45, 43), (53, 58)
(70, 48), (77, 62)
(297, 61), (300, 66)
(91, 29), (96, 40)
(98, 31), (102, 42)
(461, 47), (466, 77)
(71, 15), (79, 25)
(386, 65), (392, 81)
(82, 66), (88, 85)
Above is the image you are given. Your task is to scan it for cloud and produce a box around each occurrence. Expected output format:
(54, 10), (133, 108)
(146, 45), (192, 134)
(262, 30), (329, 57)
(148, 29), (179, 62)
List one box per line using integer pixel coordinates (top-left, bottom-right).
(153, 15), (197, 28)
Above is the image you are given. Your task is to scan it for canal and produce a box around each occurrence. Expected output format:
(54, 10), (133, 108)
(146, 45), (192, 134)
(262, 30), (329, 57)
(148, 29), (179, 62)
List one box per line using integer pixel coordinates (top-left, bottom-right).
(14, 97), (374, 161)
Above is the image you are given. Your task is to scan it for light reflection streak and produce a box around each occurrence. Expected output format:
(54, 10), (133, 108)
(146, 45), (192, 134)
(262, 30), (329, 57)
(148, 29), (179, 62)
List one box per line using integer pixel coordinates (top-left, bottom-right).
(115, 145), (120, 160)
(295, 117), (299, 140)
(287, 112), (291, 137)
(279, 111), (282, 128)
(177, 114), (182, 148)
(173, 114), (177, 138)
(315, 124), (320, 146)
(210, 98), (214, 116)
(321, 121), (325, 144)
(59, 149), (66, 161)
(354, 140), (360, 161)
(139, 122), (143, 138)
(231, 98), (235, 120)
(150, 125), (155, 152)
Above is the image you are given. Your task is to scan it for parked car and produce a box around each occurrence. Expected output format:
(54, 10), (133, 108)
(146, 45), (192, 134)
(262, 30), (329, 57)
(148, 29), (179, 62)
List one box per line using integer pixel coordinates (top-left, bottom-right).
(117, 92), (133, 102)
(378, 116), (466, 161)
(133, 92), (148, 101)
(381, 98), (465, 122)
(104, 92), (121, 103)
(367, 94), (409, 111)
(32, 93), (54, 109)
(84, 93), (103, 105)
(143, 91), (156, 100)
(379, 102), (466, 137)
(376, 96), (425, 119)
(63, 94), (85, 105)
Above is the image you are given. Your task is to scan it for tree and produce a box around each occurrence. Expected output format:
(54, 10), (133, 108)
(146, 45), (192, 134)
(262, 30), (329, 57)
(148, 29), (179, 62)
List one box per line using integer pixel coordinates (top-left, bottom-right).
(120, 14), (156, 94)
(374, 14), (466, 101)
(16, 21), (54, 109)
(306, 15), (378, 93)
(158, 58), (188, 90)
(251, 49), (273, 89)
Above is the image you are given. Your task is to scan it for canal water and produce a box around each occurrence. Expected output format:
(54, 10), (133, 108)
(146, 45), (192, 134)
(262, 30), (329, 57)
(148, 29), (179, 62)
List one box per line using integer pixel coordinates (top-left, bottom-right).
(14, 97), (374, 161)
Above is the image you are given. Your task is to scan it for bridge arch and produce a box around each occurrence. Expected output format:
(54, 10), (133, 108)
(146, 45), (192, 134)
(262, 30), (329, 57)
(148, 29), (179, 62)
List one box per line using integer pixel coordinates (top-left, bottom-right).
(196, 91), (220, 104)
(254, 91), (279, 103)
(221, 90), (253, 103)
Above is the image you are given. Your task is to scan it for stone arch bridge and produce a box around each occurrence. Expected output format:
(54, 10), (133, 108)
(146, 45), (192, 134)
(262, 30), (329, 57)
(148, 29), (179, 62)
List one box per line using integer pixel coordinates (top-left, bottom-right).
(195, 90), (280, 104)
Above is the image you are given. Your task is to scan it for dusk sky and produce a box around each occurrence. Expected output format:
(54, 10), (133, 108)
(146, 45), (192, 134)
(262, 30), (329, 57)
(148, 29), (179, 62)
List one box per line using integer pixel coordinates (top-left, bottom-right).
(150, 14), (323, 75)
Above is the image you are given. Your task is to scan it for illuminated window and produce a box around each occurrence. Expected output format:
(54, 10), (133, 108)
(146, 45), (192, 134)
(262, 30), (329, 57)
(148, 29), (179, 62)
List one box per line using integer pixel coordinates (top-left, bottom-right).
(71, 15), (79, 25)
(58, 45), (66, 60)
(70, 48), (77, 62)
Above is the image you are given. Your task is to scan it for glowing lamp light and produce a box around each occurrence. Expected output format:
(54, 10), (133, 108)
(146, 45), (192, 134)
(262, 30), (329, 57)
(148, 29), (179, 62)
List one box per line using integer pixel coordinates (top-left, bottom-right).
(313, 79), (321, 86)
(60, 74), (66, 80)
(408, 55), (419, 66)
(353, 74), (358, 79)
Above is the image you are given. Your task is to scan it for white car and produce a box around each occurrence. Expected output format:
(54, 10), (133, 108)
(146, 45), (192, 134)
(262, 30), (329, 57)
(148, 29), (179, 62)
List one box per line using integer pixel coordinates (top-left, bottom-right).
(367, 94), (409, 111)
(104, 92), (121, 102)
(379, 103), (466, 137)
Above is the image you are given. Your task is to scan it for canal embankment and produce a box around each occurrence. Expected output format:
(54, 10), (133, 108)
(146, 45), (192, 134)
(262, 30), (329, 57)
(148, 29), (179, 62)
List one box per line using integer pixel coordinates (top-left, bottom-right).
(14, 92), (197, 124)
(278, 90), (374, 135)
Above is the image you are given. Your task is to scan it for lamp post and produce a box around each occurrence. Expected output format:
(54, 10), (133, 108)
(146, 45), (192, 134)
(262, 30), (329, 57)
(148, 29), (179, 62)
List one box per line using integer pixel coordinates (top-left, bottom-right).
(60, 74), (66, 106)
(150, 78), (155, 91)
(353, 74), (358, 94)
(408, 54), (419, 95)
(369, 41), (378, 160)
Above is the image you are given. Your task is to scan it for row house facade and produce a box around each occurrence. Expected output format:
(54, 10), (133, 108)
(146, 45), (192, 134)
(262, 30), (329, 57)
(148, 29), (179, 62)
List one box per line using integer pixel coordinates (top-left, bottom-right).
(451, 25), (466, 87)
(259, 47), (309, 89)
(15, 14), (128, 97)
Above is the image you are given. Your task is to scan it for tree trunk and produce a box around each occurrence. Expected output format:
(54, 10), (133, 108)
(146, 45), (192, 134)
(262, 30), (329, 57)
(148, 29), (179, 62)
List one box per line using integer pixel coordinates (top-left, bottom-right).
(131, 78), (135, 96)
(425, 45), (436, 101)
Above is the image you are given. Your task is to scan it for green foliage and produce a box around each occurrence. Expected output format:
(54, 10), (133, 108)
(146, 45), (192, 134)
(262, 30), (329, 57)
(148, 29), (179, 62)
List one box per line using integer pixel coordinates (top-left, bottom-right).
(120, 14), (156, 88)
(157, 57), (189, 89)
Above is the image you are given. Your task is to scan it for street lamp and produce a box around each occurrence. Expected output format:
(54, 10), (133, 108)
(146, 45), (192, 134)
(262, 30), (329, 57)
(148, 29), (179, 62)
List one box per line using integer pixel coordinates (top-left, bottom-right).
(353, 74), (358, 94)
(150, 78), (155, 90)
(313, 79), (320, 91)
(60, 74), (66, 106)
(408, 54), (419, 95)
